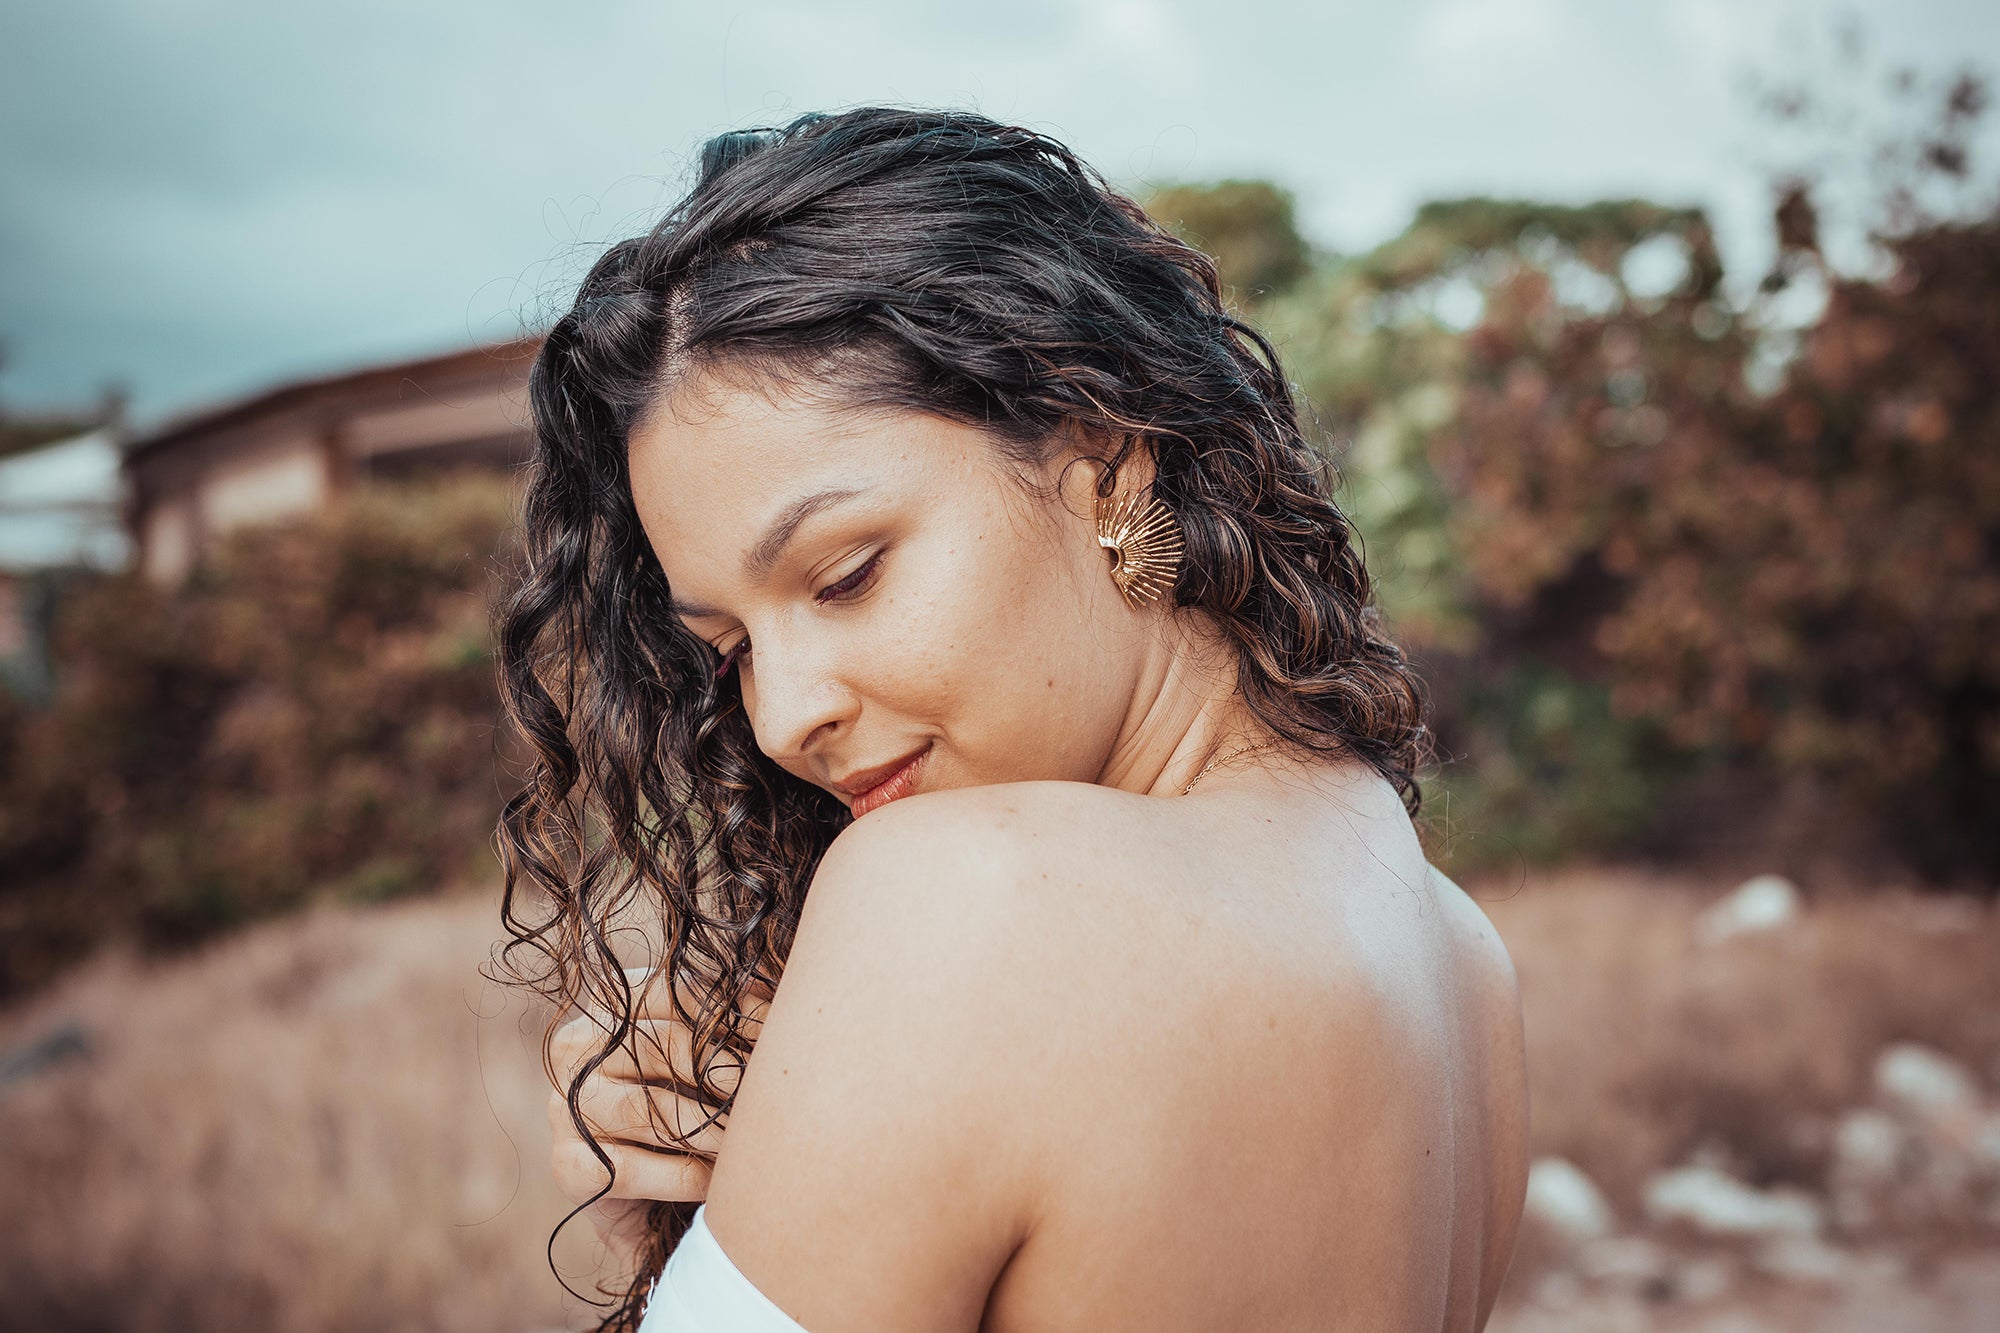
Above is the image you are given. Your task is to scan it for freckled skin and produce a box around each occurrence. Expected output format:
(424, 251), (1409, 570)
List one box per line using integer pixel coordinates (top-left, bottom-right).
(624, 370), (1529, 1332)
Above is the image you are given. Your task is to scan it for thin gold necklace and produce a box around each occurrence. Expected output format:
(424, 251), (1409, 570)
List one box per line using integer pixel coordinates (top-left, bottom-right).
(1179, 739), (1284, 796)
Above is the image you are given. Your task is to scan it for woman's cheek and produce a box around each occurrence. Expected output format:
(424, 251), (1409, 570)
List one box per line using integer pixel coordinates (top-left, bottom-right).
(885, 562), (1007, 710)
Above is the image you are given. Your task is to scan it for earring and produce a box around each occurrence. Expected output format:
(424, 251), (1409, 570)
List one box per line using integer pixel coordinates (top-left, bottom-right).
(1094, 489), (1184, 609)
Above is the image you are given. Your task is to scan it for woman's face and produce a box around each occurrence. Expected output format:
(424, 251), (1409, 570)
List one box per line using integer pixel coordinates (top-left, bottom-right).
(625, 369), (1164, 816)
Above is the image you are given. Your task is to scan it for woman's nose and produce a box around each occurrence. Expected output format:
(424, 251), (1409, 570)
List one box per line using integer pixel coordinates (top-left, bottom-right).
(739, 626), (860, 764)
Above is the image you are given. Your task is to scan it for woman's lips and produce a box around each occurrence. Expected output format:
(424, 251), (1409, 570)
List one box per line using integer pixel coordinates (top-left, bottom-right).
(848, 744), (931, 817)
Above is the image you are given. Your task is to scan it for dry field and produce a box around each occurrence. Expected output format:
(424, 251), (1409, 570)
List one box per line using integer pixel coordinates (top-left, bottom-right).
(1479, 865), (2000, 1331)
(1, 865), (1996, 1331)
(0, 892), (597, 1333)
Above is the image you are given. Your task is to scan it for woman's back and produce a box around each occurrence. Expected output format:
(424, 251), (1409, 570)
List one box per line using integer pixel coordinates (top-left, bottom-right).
(966, 763), (1528, 1332)
(646, 758), (1526, 1333)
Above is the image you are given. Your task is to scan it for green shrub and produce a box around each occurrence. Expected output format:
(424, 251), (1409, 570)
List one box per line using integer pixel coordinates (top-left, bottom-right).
(0, 472), (523, 997)
(1252, 73), (1999, 880)
(1427, 661), (1681, 874)
(1142, 179), (1314, 307)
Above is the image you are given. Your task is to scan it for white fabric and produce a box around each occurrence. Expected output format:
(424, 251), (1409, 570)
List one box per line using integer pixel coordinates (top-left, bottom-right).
(636, 1203), (811, 1332)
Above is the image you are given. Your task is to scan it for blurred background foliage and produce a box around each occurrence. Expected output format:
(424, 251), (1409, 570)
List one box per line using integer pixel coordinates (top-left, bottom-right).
(0, 65), (1994, 999)
(1152, 63), (1999, 889)
(0, 475), (523, 997)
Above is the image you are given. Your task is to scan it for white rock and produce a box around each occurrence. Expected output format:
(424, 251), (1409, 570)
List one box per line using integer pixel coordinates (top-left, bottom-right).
(1828, 1108), (1910, 1233)
(1833, 1095), (1996, 1229)
(1644, 1163), (1823, 1237)
(1874, 1043), (1983, 1129)
(1524, 1156), (1615, 1244)
(1694, 874), (1801, 945)
(1832, 1108), (1909, 1185)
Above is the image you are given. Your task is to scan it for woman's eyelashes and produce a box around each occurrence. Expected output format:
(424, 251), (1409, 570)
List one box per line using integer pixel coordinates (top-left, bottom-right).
(712, 549), (887, 680)
(817, 547), (887, 604)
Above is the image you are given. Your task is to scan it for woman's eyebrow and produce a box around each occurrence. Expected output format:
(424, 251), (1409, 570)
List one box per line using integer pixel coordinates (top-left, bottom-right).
(667, 485), (872, 618)
(744, 485), (872, 579)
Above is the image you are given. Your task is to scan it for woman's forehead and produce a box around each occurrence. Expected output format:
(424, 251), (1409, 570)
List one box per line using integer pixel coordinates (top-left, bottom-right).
(628, 374), (1020, 506)
(627, 384), (1014, 572)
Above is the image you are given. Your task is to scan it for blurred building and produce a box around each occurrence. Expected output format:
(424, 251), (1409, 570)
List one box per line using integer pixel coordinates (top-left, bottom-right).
(0, 427), (131, 697)
(122, 338), (540, 584)
(0, 427), (129, 576)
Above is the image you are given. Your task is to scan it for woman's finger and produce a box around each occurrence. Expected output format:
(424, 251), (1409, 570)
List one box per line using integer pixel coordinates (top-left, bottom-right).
(623, 1019), (751, 1097)
(550, 977), (769, 1087)
(555, 1076), (728, 1158)
(551, 1134), (714, 1205)
(552, 1013), (753, 1100)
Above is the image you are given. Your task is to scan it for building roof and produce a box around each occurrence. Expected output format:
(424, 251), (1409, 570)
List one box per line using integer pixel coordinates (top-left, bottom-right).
(121, 336), (544, 464)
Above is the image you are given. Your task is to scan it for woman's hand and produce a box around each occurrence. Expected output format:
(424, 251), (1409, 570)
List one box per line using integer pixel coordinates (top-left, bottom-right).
(547, 965), (774, 1260)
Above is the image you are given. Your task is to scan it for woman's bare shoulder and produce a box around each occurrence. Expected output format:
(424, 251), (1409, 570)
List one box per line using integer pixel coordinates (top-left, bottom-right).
(701, 788), (1095, 1326)
(799, 779), (1282, 1058)
(782, 776), (1186, 1077)
(781, 779), (1132, 1001)
(1424, 864), (1525, 1020)
(808, 779), (1152, 921)
(706, 785), (1122, 1245)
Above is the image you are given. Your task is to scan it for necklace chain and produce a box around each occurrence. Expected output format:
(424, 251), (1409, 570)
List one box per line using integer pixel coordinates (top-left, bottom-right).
(1179, 739), (1283, 796)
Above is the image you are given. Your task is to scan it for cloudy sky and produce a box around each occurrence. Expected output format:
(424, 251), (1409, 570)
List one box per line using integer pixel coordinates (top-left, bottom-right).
(2, 0), (1994, 426)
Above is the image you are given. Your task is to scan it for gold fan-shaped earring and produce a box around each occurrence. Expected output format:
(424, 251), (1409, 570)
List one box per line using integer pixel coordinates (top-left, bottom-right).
(1095, 489), (1184, 609)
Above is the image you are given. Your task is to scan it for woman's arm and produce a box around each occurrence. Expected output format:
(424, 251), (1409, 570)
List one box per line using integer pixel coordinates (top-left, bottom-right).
(690, 800), (1049, 1333)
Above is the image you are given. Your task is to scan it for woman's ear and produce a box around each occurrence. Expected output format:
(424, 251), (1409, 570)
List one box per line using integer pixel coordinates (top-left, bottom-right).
(1053, 421), (1158, 502)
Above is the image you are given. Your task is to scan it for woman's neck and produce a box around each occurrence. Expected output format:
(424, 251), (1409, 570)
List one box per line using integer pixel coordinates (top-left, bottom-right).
(1097, 608), (1278, 799)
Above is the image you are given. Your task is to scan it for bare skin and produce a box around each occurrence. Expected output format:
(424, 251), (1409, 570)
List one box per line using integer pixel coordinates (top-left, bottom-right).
(552, 366), (1531, 1330)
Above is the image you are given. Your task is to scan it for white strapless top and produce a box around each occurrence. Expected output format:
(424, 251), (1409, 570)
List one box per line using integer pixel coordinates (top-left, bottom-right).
(635, 1203), (810, 1332)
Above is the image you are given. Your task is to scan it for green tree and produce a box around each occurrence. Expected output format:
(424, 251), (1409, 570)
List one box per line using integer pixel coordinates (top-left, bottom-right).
(1143, 179), (1313, 307)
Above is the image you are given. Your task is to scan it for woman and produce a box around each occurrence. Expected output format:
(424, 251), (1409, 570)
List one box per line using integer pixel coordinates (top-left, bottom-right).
(497, 106), (1528, 1333)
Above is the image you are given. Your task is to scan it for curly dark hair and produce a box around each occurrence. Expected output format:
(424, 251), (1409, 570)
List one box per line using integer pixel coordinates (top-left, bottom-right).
(492, 105), (1432, 1329)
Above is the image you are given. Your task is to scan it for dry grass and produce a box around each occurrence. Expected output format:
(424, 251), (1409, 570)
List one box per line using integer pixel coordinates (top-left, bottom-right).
(0, 888), (612, 1333)
(1, 865), (1995, 1331)
(1471, 863), (2000, 1210)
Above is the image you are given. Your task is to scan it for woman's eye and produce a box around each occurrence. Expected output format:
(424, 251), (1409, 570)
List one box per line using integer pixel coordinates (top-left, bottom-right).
(713, 552), (884, 680)
(815, 550), (884, 604)
(713, 638), (749, 679)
